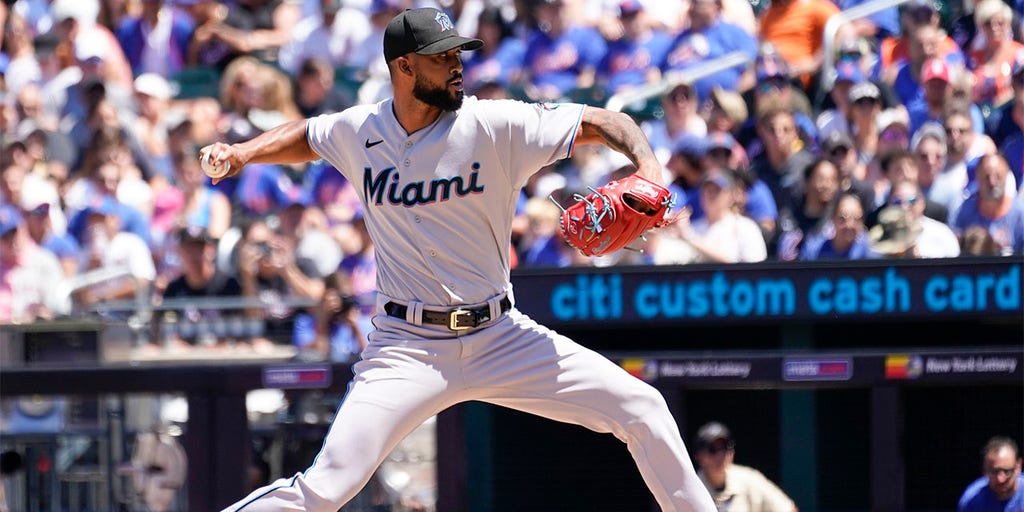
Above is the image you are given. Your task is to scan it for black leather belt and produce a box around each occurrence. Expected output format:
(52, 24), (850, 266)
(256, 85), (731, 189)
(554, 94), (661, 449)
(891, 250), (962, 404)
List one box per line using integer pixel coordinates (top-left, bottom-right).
(384, 296), (511, 331)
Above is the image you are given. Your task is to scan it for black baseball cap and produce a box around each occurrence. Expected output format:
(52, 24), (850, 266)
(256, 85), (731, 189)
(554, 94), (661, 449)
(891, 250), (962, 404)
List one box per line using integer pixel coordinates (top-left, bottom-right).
(695, 421), (734, 450)
(384, 8), (483, 62)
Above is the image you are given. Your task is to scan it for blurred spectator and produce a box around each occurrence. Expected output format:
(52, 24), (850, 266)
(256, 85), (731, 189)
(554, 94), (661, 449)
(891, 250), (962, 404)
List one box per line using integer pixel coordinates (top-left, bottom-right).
(462, 6), (526, 93)
(152, 144), (232, 241)
(736, 51), (818, 158)
(951, 154), (1024, 255)
(958, 436), (1024, 511)
(74, 196), (156, 307)
(656, 169), (766, 264)
(643, 83), (707, 167)
(965, 0), (1022, 108)
(880, 0), (963, 74)
(870, 148), (949, 224)
(890, 23), (966, 107)
(19, 196), (81, 278)
(0, 203), (67, 323)
(757, 0), (840, 88)
(115, 0), (195, 77)
(986, 50), (1024, 146)
(816, 60), (863, 139)
(522, 0), (607, 101)
(131, 73), (176, 179)
(351, 0), (409, 105)
(4, 13), (42, 97)
(293, 57), (353, 118)
(60, 38), (135, 135)
(911, 122), (963, 216)
(847, 81), (885, 166)
(997, 92), (1024, 190)
(187, 0), (300, 69)
(236, 218), (321, 341)
(50, 0), (134, 89)
(65, 154), (153, 245)
(517, 196), (572, 268)
(703, 87), (747, 137)
(277, 0), (346, 74)
(692, 421), (797, 512)
(785, 158), (841, 244)
(751, 105), (815, 214)
(822, 131), (875, 211)
(943, 106), (998, 191)
(68, 124), (152, 209)
(17, 127), (76, 186)
(338, 212), (376, 311)
(705, 132), (749, 177)
(826, 35), (904, 109)
(658, 0), (757, 103)
(162, 225), (241, 301)
(664, 133), (709, 219)
(872, 179), (960, 258)
(595, 1), (671, 98)
(800, 192), (877, 260)
(729, 164), (778, 242)
(292, 270), (370, 362)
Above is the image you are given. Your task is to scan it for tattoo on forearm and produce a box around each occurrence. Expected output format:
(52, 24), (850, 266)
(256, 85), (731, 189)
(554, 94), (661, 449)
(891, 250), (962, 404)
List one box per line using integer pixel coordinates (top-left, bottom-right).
(582, 108), (656, 166)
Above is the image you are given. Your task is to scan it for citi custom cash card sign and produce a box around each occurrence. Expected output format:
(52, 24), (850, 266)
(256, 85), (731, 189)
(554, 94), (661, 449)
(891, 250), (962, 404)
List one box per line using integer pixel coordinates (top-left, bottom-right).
(511, 258), (1022, 325)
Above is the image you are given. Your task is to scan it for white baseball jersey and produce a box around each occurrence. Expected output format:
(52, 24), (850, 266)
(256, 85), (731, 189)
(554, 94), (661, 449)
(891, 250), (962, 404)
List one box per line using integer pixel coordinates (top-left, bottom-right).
(225, 97), (718, 512)
(306, 97), (585, 306)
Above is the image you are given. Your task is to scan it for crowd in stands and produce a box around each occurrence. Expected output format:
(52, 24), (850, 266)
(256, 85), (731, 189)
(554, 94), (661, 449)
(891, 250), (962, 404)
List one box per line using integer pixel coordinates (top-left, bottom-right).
(0, 0), (1022, 356)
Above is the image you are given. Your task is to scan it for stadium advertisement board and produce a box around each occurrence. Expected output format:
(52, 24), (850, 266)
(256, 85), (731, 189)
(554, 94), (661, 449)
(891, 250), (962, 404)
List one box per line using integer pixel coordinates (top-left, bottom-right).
(512, 258), (1022, 325)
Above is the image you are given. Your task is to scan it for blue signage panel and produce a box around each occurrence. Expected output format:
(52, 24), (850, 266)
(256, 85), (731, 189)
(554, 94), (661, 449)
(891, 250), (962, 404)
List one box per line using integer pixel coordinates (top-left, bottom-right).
(262, 365), (332, 389)
(510, 258), (1022, 325)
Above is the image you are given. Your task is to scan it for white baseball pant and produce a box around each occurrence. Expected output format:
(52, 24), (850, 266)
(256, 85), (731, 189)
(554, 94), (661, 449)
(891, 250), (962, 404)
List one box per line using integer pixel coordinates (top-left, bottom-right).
(223, 307), (715, 512)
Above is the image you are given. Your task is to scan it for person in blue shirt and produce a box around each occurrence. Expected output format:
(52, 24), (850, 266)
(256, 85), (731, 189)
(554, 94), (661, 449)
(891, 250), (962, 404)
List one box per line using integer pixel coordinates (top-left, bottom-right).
(293, 271), (371, 362)
(659, 0), (757, 104)
(596, 1), (673, 98)
(951, 154), (1024, 255)
(462, 6), (525, 93)
(958, 436), (1024, 512)
(799, 192), (878, 260)
(522, 0), (607, 101)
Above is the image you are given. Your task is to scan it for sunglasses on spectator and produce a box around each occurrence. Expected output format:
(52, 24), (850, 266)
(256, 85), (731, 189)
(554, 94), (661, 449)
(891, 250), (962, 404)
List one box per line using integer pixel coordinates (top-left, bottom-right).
(829, 146), (850, 158)
(703, 440), (734, 454)
(853, 97), (879, 107)
(986, 467), (1017, 478)
(891, 195), (918, 207)
(708, 148), (732, 159)
(945, 126), (969, 135)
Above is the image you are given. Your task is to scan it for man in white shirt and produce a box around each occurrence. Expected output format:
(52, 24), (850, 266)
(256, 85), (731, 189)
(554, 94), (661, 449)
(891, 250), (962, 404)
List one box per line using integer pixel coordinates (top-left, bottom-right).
(75, 197), (156, 306)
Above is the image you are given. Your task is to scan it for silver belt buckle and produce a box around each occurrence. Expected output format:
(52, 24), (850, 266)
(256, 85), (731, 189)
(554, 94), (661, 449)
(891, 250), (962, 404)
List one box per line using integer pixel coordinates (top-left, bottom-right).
(448, 308), (474, 331)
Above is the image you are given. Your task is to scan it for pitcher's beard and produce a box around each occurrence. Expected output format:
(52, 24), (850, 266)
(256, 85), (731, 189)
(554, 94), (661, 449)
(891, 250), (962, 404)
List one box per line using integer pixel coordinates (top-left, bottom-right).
(413, 77), (464, 111)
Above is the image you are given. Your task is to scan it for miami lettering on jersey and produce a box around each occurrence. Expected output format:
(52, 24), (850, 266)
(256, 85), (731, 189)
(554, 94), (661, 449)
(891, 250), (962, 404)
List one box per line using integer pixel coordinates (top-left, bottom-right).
(363, 163), (485, 207)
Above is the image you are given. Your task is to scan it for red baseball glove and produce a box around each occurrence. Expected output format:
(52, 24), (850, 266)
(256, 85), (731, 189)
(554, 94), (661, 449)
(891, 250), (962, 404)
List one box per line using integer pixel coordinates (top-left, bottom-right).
(555, 174), (675, 257)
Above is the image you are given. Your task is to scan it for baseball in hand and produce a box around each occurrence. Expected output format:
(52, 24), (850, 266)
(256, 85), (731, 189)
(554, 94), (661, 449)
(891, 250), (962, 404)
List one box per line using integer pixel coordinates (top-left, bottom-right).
(201, 151), (231, 179)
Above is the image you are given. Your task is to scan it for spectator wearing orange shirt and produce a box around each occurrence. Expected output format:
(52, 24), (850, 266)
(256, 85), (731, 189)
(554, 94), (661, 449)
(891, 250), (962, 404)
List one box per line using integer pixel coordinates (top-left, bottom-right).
(879, 0), (962, 76)
(965, 0), (1024, 108)
(758, 0), (840, 88)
